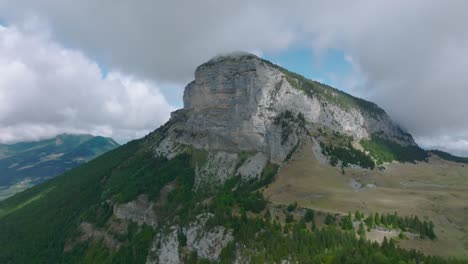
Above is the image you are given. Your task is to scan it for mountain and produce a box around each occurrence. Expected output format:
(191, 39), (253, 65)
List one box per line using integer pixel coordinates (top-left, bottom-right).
(0, 53), (466, 263)
(0, 134), (119, 200)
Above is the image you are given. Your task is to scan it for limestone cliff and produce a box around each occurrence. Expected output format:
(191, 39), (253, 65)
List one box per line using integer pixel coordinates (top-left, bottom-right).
(155, 52), (414, 185)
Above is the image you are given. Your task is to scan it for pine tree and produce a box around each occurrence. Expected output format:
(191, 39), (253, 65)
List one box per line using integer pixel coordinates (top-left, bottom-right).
(358, 222), (366, 239)
(375, 213), (381, 226)
(355, 210), (362, 221)
(304, 209), (314, 223)
(325, 213), (336, 226)
(340, 214), (353, 230)
(311, 219), (317, 231)
(365, 213), (374, 231)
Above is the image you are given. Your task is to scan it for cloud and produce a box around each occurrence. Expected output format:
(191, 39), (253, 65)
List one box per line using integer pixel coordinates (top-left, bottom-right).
(1, 0), (468, 155)
(0, 23), (175, 143)
(0, 1), (295, 83)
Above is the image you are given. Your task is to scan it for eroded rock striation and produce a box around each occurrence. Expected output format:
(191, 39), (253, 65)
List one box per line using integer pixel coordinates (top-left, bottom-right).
(155, 52), (413, 185)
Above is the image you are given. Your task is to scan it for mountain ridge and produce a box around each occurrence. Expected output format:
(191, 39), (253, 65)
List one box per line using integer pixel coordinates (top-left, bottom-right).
(0, 52), (466, 263)
(156, 52), (420, 187)
(0, 133), (119, 200)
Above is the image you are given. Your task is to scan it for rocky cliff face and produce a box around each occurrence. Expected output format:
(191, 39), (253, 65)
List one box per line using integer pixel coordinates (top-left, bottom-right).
(155, 52), (414, 185)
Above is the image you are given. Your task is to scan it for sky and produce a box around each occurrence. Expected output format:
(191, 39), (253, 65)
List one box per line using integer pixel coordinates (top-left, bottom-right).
(0, 1), (467, 156)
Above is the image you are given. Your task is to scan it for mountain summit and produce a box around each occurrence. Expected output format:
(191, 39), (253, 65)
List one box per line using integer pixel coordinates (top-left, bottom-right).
(0, 53), (465, 263)
(156, 52), (417, 186)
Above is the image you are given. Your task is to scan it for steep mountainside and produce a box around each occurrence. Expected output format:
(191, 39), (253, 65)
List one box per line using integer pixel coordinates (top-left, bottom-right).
(0, 134), (119, 199)
(157, 53), (419, 187)
(0, 53), (466, 263)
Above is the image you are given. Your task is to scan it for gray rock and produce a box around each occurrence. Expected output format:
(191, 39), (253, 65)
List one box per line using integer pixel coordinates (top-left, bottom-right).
(146, 214), (233, 264)
(237, 152), (269, 180)
(147, 227), (180, 264)
(114, 195), (157, 228)
(155, 52), (415, 185)
(184, 214), (233, 261)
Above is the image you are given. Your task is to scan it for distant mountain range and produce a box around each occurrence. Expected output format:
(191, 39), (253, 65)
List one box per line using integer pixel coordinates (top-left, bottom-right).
(0, 134), (119, 200)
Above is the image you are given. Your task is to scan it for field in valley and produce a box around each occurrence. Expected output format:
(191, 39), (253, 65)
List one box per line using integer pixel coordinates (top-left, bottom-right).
(263, 141), (468, 258)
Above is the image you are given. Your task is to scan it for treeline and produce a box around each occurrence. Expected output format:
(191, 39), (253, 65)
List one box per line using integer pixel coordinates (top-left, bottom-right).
(361, 134), (428, 165)
(209, 210), (456, 264)
(207, 182), (448, 264)
(362, 211), (436, 240)
(320, 141), (375, 169)
(430, 150), (468, 164)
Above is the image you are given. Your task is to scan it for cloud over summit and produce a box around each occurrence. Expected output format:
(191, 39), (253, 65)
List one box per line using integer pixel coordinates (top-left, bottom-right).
(0, 0), (468, 154)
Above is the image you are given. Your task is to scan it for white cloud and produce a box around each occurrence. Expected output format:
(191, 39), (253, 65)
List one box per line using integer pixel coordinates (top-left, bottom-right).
(416, 136), (468, 157)
(0, 1), (295, 83)
(1, 1), (468, 155)
(0, 23), (175, 143)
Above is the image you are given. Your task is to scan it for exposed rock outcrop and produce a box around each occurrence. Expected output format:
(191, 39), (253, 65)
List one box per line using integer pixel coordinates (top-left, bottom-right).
(114, 195), (157, 228)
(155, 52), (414, 185)
(184, 213), (233, 261)
(147, 227), (180, 264)
(146, 213), (233, 264)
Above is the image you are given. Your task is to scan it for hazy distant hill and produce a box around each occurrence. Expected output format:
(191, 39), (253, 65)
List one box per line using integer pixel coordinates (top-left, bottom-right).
(0, 134), (119, 199)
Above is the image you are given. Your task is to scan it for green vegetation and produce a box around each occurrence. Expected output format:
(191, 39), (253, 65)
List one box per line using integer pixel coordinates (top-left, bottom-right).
(215, 212), (460, 264)
(287, 201), (298, 212)
(325, 213), (337, 226)
(0, 134), (119, 200)
(319, 131), (375, 169)
(361, 134), (428, 165)
(355, 210), (363, 221)
(273, 110), (306, 145)
(0, 138), (139, 263)
(0, 123), (458, 263)
(340, 213), (354, 230)
(255, 162), (279, 189)
(261, 58), (386, 117)
(364, 212), (436, 240)
(0, 128), (196, 263)
(358, 222), (366, 239)
(304, 208), (315, 222)
(430, 150), (468, 164)
(321, 142), (375, 169)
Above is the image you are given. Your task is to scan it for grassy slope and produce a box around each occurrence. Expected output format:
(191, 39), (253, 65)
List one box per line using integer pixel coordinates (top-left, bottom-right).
(0, 138), (139, 263)
(264, 141), (468, 258)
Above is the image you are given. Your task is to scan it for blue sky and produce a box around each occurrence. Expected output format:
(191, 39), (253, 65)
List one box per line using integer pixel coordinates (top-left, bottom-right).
(263, 48), (354, 94)
(162, 48), (356, 109)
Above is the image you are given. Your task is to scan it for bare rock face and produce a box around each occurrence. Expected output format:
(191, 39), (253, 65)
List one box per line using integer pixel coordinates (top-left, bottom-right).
(183, 213), (233, 261)
(155, 52), (414, 185)
(114, 195), (157, 228)
(147, 227), (180, 264)
(146, 213), (233, 264)
(179, 54), (299, 159)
